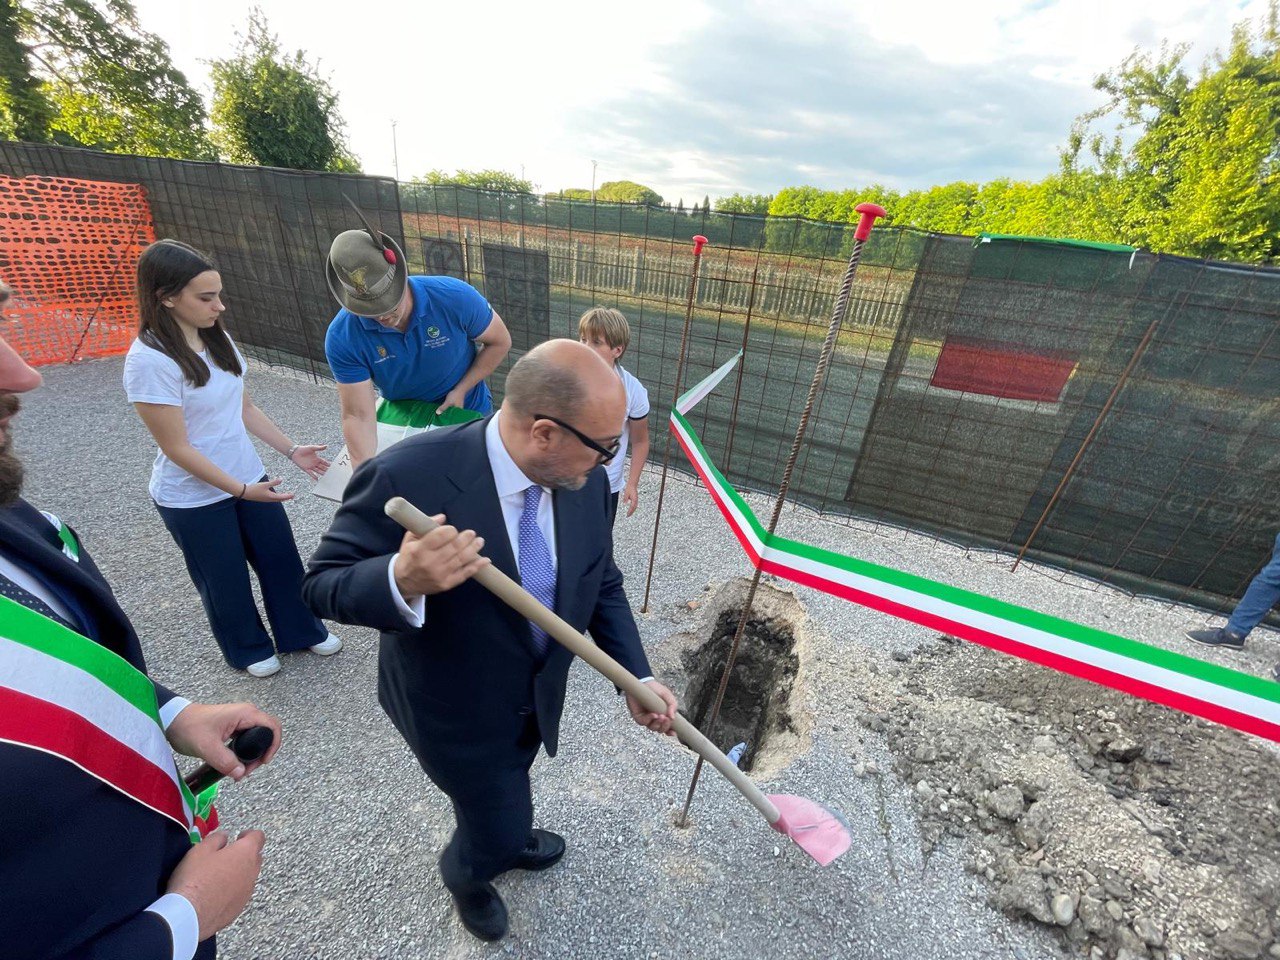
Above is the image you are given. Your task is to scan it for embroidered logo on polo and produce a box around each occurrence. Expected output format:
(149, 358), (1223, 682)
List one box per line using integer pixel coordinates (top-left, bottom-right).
(424, 325), (450, 349)
(373, 344), (395, 364)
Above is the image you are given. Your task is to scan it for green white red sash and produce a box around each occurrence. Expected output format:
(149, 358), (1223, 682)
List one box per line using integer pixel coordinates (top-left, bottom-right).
(672, 353), (1280, 743)
(0, 592), (212, 841)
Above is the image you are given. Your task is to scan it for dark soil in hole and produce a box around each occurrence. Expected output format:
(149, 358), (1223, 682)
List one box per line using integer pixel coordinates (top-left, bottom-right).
(682, 606), (800, 772)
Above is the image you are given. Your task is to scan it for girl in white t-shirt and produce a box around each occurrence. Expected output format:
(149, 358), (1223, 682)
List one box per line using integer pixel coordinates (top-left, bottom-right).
(124, 239), (340, 678)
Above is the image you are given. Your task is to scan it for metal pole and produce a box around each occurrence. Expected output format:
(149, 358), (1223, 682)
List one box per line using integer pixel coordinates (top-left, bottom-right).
(678, 204), (886, 825)
(723, 265), (758, 473)
(391, 120), (400, 182)
(69, 206), (146, 364)
(641, 235), (710, 613)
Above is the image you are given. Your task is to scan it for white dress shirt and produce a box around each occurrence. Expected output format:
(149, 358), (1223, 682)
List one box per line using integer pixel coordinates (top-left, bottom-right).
(484, 410), (558, 566)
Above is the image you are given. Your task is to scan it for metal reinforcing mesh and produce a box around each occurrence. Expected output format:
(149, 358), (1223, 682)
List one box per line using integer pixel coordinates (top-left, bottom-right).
(2, 141), (1279, 618)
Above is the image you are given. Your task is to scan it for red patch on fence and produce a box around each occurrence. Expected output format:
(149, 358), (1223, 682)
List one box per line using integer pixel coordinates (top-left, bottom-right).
(930, 335), (1076, 402)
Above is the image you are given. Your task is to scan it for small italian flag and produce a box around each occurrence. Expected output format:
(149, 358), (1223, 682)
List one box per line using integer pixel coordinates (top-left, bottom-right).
(672, 352), (1280, 744)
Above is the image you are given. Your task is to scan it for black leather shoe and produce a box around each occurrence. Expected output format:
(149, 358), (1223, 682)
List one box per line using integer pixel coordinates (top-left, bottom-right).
(452, 882), (508, 941)
(513, 829), (565, 871)
(1185, 627), (1245, 649)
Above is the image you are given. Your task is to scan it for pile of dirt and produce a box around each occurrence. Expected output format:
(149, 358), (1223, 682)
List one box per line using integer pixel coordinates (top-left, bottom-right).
(857, 635), (1280, 960)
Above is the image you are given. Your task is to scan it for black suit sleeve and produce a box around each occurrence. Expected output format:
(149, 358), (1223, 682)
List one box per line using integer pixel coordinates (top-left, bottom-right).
(56, 911), (181, 960)
(152, 682), (179, 709)
(301, 457), (419, 633)
(584, 479), (652, 681)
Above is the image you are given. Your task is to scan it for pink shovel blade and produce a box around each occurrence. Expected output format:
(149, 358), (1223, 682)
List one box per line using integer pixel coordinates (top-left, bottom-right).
(768, 794), (851, 866)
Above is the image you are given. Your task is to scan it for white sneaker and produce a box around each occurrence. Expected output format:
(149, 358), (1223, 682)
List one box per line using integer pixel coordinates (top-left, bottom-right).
(309, 634), (343, 656)
(245, 655), (281, 678)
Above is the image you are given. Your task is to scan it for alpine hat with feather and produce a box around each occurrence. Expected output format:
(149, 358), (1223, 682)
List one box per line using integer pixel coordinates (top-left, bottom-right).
(326, 197), (409, 317)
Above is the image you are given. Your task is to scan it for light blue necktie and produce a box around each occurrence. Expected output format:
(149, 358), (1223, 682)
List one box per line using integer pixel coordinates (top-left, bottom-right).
(518, 484), (556, 659)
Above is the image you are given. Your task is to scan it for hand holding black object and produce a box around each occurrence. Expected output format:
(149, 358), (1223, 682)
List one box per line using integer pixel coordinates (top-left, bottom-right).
(184, 726), (276, 794)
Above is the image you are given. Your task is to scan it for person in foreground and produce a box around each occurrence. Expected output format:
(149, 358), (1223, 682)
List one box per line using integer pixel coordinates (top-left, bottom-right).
(0, 280), (280, 959)
(302, 339), (677, 941)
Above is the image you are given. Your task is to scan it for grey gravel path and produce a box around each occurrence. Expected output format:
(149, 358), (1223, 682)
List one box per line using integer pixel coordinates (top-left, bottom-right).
(17, 356), (1268, 960)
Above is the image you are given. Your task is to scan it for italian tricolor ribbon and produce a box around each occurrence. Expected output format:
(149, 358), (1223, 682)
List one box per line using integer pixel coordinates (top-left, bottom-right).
(672, 352), (1280, 743)
(0, 593), (215, 842)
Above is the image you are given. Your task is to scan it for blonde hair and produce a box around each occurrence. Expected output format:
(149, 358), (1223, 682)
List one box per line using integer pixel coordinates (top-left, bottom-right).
(578, 307), (631, 354)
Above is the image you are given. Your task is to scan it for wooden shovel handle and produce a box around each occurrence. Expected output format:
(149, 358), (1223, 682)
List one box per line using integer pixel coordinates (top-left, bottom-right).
(383, 496), (781, 825)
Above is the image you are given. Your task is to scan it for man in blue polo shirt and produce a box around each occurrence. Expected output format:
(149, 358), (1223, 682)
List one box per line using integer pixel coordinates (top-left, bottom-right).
(324, 227), (512, 468)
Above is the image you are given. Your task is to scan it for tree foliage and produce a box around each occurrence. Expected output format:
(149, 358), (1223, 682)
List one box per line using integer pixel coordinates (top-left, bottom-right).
(715, 192), (773, 215)
(0, 0), (54, 141)
(419, 169), (532, 193)
(1064, 11), (1280, 261)
(19, 0), (213, 159)
(209, 11), (357, 172)
(595, 180), (663, 205)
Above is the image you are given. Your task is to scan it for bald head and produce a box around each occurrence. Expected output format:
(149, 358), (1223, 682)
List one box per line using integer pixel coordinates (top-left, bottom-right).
(504, 339), (624, 421)
(499, 339), (627, 490)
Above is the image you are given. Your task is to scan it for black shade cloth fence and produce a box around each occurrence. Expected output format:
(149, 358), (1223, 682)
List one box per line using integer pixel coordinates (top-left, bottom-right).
(3, 141), (1279, 618)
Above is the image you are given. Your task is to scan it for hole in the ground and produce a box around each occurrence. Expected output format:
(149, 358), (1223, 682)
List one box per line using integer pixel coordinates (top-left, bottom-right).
(682, 605), (799, 772)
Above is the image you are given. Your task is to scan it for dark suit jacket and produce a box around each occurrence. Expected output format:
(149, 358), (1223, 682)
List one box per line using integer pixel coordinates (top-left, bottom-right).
(301, 416), (652, 773)
(0, 499), (212, 960)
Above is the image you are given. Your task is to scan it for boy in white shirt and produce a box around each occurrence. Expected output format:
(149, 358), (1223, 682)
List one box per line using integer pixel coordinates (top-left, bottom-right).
(578, 308), (650, 522)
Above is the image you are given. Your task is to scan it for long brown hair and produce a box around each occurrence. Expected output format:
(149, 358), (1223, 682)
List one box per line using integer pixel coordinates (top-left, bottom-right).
(136, 240), (242, 387)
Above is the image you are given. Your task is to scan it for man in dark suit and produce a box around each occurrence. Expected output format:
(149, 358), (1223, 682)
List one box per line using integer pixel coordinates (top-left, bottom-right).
(0, 280), (280, 960)
(303, 339), (678, 941)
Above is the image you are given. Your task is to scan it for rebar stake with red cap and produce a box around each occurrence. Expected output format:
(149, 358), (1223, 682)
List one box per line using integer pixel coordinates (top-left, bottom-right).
(677, 203), (887, 826)
(641, 235), (709, 614)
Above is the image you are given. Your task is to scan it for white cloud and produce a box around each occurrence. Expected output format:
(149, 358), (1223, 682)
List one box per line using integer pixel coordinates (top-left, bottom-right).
(130, 0), (1270, 202)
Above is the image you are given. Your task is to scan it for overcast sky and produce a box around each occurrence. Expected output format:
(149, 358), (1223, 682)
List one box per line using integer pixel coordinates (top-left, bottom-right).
(131, 0), (1267, 203)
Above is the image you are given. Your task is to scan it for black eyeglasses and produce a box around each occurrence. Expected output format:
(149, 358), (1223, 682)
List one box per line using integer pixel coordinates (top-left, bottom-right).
(535, 413), (621, 464)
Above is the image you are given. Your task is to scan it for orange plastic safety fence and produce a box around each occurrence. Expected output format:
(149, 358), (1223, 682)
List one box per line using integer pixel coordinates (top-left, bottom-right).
(0, 175), (156, 366)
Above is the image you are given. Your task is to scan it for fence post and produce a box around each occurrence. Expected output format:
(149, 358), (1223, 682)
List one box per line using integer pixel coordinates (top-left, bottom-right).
(632, 247), (643, 294)
(1011, 308), (1171, 572)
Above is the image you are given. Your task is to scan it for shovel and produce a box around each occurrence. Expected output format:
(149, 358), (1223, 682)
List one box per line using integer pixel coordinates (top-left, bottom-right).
(385, 496), (851, 866)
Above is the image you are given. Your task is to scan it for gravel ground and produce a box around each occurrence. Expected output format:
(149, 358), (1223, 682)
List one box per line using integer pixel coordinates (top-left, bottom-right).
(17, 356), (1277, 960)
